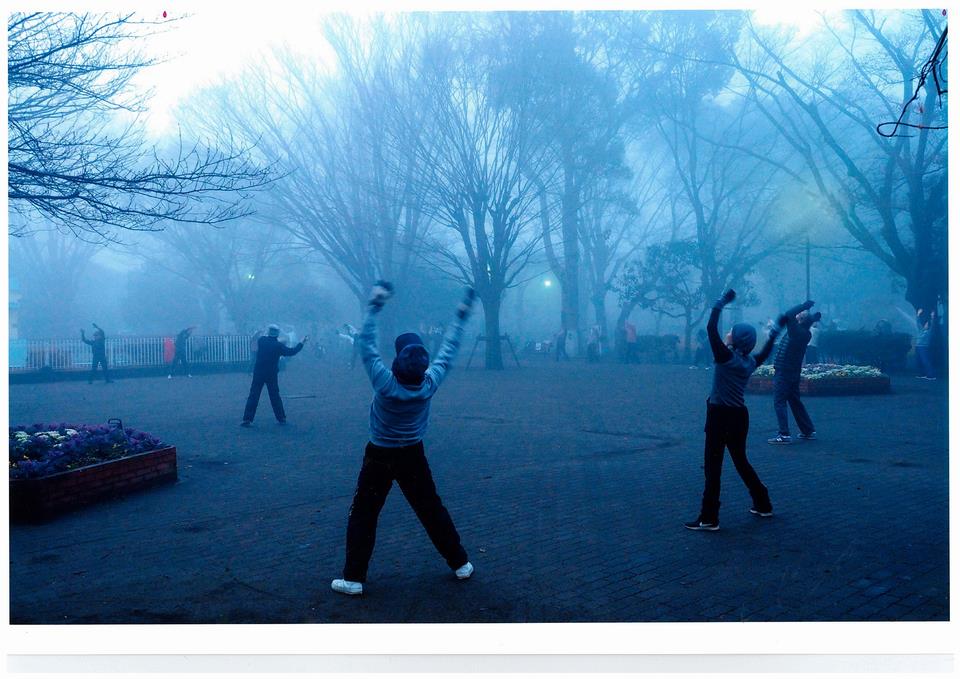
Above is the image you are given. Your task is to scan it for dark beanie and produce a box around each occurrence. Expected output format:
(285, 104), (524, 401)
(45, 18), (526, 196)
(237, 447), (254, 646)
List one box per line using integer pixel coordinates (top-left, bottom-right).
(730, 322), (757, 355)
(392, 333), (429, 386)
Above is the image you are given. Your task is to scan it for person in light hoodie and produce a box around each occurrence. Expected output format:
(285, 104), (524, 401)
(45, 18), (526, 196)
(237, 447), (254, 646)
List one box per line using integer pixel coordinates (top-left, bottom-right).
(332, 281), (476, 596)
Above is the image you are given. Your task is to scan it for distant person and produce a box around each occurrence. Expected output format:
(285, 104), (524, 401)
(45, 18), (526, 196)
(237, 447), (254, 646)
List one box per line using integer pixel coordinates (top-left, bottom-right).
(168, 326), (195, 378)
(767, 302), (820, 445)
(915, 308), (936, 380)
(554, 329), (569, 362)
(690, 327), (710, 369)
(806, 320), (822, 365)
(339, 323), (360, 368)
(80, 323), (112, 384)
(429, 324), (445, 355)
(587, 325), (601, 363)
(685, 289), (779, 532)
(624, 321), (639, 364)
(240, 325), (307, 427)
(331, 281), (475, 596)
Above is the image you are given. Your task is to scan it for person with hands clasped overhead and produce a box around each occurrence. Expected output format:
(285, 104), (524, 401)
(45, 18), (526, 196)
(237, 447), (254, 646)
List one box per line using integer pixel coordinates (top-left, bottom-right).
(332, 281), (476, 596)
(768, 301), (820, 445)
(685, 289), (779, 532)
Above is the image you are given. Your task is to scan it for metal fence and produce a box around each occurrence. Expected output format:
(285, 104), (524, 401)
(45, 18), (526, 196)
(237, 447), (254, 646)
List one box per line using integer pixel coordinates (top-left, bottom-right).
(8, 336), (252, 373)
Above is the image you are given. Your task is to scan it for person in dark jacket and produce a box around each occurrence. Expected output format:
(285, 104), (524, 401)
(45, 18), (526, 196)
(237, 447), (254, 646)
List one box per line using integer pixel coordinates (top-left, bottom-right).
(331, 281), (475, 596)
(685, 289), (781, 532)
(80, 323), (112, 384)
(768, 302), (820, 445)
(240, 325), (307, 426)
(168, 326), (195, 378)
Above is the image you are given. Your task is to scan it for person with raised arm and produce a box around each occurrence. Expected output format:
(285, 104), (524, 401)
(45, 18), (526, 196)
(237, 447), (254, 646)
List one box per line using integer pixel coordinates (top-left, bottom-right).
(685, 289), (780, 532)
(80, 323), (112, 384)
(332, 281), (476, 596)
(768, 301), (820, 445)
(240, 324), (307, 427)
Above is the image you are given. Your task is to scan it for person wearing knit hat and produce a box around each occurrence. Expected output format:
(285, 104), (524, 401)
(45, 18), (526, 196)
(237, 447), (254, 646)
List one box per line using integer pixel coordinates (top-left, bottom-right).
(240, 325), (307, 427)
(332, 281), (476, 596)
(685, 289), (781, 532)
(767, 302), (820, 445)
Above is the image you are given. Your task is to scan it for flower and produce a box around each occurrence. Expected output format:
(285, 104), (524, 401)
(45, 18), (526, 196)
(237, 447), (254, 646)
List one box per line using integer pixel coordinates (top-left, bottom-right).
(753, 363), (884, 380)
(9, 423), (165, 480)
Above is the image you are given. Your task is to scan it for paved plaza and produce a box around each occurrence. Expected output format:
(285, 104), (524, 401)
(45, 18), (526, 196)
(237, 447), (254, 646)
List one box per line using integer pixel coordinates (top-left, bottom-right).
(8, 360), (950, 623)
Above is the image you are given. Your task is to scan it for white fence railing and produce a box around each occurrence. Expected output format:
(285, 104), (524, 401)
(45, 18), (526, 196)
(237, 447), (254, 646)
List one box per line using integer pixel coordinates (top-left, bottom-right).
(9, 336), (253, 373)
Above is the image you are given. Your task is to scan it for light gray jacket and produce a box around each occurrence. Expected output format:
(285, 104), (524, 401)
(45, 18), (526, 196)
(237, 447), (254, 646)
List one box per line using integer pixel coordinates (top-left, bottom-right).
(360, 305), (465, 447)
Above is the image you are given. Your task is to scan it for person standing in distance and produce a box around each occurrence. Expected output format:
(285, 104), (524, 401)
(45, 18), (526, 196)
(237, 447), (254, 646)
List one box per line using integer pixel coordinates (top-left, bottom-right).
(169, 326), (195, 378)
(685, 289), (780, 531)
(240, 325), (307, 427)
(332, 281), (475, 596)
(81, 323), (112, 384)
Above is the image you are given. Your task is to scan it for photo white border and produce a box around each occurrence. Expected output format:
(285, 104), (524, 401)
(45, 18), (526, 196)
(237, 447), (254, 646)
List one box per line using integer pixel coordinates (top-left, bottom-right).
(3, 0), (957, 667)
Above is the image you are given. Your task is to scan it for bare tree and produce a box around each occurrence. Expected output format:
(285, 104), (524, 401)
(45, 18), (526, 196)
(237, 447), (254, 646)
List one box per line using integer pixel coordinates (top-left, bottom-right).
(579, 155), (667, 342)
(190, 14), (435, 338)
(8, 223), (102, 336)
(735, 9), (948, 313)
(496, 11), (634, 355)
(8, 12), (273, 241)
(130, 219), (289, 332)
(415, 18), (553, 369)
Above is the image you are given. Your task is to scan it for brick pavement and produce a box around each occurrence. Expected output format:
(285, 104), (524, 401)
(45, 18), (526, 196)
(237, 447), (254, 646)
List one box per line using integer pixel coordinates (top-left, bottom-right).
(7, 361), (949, 622)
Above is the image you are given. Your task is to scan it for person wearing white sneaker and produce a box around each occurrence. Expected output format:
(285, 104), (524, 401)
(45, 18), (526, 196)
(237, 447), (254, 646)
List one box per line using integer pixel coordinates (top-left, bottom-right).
(332, 281), (475, 595)
(685, 289), (777, 531)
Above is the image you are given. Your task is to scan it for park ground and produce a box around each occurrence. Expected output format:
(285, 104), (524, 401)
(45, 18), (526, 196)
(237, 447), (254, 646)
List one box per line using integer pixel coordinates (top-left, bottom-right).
(7, 358), (950, 623)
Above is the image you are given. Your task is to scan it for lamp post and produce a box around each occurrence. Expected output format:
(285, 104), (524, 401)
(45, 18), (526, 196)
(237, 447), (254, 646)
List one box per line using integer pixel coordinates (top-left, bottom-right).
(805, 234), (811, 301)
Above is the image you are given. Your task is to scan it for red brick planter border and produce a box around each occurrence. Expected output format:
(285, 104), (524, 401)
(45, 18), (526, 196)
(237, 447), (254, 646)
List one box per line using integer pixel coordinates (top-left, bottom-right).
(9, 446), (177, 522)
(747, 376), (891, 396)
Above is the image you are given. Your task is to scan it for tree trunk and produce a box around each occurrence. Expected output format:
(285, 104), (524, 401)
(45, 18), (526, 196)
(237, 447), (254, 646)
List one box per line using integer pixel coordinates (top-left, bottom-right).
(614, 301), (637, 359)
(481, 294), (504, 370)
(560, 145), (581, 355)
(592, 293), (608, 359)
(683, 309), (693, 364)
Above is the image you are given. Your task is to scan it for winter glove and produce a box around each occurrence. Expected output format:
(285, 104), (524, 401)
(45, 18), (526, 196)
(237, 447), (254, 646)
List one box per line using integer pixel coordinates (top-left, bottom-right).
(811, 311), (822, 323)
(713, 289), (736, 310)
(456, 288), (477, 320)
(368, 280), (395, 308)
(802, 300), (815, 310)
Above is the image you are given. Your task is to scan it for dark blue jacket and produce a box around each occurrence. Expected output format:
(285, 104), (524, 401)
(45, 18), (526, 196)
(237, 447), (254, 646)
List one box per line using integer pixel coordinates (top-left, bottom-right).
(253, 336), (303, 375)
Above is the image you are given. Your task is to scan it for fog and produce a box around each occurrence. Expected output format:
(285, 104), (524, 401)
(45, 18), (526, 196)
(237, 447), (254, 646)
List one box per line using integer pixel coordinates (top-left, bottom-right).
(8, 9), (948, 367)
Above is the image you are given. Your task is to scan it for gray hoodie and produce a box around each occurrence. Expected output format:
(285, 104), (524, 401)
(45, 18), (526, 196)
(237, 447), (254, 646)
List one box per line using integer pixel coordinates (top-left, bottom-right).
(359, 305), (465, 447)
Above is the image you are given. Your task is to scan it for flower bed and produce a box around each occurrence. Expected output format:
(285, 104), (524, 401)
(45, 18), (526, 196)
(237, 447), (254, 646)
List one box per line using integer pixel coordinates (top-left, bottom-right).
(9, 423), (176, 521)
(748, 363), (891, 396)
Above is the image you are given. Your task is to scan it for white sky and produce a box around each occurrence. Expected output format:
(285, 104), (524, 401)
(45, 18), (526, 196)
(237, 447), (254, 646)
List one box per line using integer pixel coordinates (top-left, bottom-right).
(135, 7), (337, 136)
(133, 4), (844, 137)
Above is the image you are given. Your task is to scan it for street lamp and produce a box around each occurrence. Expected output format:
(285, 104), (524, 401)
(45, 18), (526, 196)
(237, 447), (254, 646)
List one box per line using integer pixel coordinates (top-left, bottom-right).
(544, 279), (552, 288)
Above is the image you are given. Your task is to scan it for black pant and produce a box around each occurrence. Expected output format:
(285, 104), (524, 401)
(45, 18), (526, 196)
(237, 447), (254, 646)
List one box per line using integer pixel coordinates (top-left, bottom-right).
(171, 352), (189, 375)
(343, 441), (467, 582)
(89, 355), (109, 383)
(700, 402), (770, 522)
(773, 374), (815, 436)
(243, 371), (286, 422)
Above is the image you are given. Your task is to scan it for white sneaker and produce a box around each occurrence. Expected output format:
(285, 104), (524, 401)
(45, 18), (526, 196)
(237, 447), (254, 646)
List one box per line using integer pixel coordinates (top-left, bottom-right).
(455, 562), (474, 580)
(331, 579), (362, 595)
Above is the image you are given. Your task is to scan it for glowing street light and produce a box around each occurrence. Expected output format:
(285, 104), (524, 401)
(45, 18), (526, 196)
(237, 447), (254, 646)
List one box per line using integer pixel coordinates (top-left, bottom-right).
(543, 279), (552, 288)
